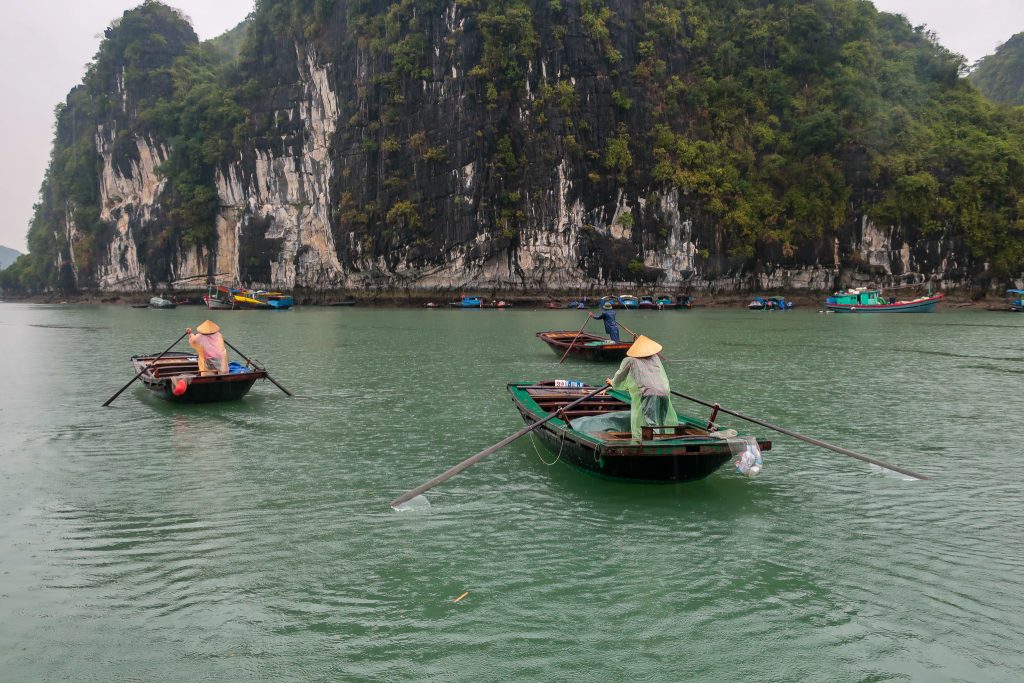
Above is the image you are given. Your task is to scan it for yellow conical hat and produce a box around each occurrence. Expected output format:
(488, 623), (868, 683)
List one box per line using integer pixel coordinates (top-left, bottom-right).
(196, 320), (220, 334)
(627, 335), (662, 358)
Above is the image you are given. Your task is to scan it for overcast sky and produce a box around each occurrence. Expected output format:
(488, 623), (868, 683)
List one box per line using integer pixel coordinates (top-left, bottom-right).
(1, 1), (1023, 253)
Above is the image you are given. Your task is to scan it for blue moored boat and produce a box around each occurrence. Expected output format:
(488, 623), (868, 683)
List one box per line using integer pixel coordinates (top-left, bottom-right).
(450, 296), (483, 308)
(824, 288), (943, 313)
(749, 296), (795, 310)
(1008, 290), (1024, 312)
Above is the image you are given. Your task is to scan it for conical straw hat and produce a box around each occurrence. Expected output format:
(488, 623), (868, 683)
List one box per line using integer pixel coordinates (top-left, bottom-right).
(196, 320), (220, 334)
(627, 335), (662, 358)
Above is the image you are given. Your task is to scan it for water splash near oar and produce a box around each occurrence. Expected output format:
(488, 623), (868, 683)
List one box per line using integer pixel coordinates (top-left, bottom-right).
(393, 494), (432, 513)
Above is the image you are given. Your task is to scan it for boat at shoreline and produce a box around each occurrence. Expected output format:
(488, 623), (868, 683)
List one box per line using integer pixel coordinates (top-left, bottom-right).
(130, 352), (267, 403)
(656, 295), (692, 309)
(508, 381), (772, 483)
(450, 296), (483, 308)
(748, 296), (795, 311)
(203, 285), (294, 310)
(536, 331), (633, 361)
(1007, 290), (1024, 312)
(824, 288), (944, 313)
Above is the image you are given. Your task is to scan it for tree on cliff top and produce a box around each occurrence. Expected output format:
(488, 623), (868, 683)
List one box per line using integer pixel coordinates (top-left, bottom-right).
(970, 32), (1024, 106)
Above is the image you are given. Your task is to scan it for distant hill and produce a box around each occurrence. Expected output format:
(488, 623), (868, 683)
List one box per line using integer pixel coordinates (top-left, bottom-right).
(970, 33), (1024, 105)
(0, 245), (21, 270)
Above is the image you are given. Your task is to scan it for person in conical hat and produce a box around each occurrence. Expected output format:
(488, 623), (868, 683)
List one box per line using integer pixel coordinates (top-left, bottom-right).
(589, 301), (621, 342)
(605, 335), (677, 439)
(186, 320), (228, 375)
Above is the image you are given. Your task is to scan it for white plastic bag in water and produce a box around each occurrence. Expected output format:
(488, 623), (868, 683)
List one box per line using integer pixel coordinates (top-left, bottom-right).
(735, 442), (763, 477)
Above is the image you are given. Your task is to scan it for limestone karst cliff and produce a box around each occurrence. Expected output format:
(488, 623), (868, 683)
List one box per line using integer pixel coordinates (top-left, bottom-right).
(4, 0), (1023, 295)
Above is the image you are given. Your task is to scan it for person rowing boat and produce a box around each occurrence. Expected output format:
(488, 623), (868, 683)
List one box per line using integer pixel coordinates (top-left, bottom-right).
(590, 302), (621, 342)
(606, 335), (678, 438)
(186, 320), (228, 375)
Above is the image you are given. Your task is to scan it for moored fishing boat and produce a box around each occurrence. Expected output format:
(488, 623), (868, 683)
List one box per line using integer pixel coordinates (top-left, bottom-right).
(450, 296), (483, 308)
(536, 331), (632, 361)
(130, 352), (267, 403)
(1008, 290), (1024, 312)
(619, 294), (639, 309)
(824, 288), (943, 313)
(250, 290), (294, 309)
(748, 296), (795, 310)
(638, 296), (657, 309)
(507, 381), (771, 482)
(655, 295), (692, 309)
(204, 285), (238, 309)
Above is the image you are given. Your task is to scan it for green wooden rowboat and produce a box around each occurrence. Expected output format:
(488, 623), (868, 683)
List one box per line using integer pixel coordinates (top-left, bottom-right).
(507, 381), (771, 482)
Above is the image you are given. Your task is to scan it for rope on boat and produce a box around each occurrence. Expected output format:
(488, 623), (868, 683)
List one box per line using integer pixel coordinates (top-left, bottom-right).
(528, 429), (566, 466)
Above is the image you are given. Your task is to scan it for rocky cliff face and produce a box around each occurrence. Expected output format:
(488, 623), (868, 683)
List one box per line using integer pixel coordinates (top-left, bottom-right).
(14, 0), (1024, 295)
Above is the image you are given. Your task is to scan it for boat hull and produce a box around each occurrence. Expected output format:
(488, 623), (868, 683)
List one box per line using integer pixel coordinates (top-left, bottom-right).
(203, 295), (236, 310)
(536, 331), (631, 362)
(825, 294), (944, 313)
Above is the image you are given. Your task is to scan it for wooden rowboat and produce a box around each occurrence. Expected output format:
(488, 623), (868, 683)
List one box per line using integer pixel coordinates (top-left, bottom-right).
(130, 352), (267, 403)
(508, 382), (772, 483)
(536, 330), (632, 362)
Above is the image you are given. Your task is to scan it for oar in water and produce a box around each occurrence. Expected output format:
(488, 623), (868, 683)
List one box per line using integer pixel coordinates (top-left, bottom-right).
(222, 339), (294, 397)
(669, 389), (930, 481)
(558, 316), (590, 364)
(390, 383), (610, 510)
(102, 331), (188, 406)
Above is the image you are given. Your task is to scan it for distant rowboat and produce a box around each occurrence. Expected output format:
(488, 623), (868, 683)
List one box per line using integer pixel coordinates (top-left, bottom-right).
(536, 330), (632, 362)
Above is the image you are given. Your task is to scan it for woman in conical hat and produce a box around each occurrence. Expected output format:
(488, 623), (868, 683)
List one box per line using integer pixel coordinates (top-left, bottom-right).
(186, 320), (228, 375)
(605, 335), (677, 439)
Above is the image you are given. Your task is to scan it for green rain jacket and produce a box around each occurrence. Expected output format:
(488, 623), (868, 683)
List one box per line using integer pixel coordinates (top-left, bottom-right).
(609, 355), (679, 439)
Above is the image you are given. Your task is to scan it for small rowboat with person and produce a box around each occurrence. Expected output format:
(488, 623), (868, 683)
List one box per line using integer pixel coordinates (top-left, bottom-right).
(101, 320), (294, 407)
(507, 381), (771, 482)
(536, 330), (632, 362)
(130, 352), (267, 403)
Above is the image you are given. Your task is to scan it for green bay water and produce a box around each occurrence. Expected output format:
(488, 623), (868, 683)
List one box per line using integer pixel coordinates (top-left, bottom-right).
(0, 303), (1021, 680)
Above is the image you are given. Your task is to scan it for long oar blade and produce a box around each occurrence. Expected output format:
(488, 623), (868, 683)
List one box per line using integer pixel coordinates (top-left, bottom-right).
(102, 331), (188, 406)
(670, 390), (930, 481)
(390, 383), (608, 510)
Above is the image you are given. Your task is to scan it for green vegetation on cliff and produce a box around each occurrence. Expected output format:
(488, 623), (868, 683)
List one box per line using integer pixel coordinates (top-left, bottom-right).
(4, 0), (1024, 293)
(970, 32), (1024, 106)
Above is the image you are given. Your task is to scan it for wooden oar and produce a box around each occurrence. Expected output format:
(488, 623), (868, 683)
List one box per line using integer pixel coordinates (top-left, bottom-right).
(618, 322), (639, 340)
(669, 389), (931, 480)
(390, 383), (609, 509)
(222, 339), (294, 397)
(102, 331), (188, 406)
(558, 316), (590, 364)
